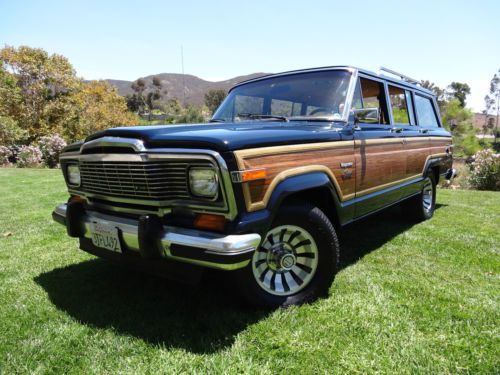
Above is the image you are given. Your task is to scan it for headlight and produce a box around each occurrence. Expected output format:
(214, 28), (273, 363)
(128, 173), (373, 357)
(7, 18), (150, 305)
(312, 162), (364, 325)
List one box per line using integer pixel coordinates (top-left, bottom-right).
(189, 167), (218, 198)
(67, 164), (81, 186)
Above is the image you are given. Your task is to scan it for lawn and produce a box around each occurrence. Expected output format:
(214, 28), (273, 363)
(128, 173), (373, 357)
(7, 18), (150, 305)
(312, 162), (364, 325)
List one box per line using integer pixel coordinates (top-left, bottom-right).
(0, 168), (498, 374)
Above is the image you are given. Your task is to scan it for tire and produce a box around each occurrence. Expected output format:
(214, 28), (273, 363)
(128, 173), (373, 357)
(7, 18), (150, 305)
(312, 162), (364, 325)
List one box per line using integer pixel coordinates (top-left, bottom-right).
(403, 172), (436, 222)
(236, 202), (339, 309)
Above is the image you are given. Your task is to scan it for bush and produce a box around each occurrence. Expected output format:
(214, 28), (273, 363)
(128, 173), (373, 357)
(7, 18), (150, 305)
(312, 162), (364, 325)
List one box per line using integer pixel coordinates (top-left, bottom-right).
(38, 134), (67, 168)
(467, 149), (500, 191)
(16, 145), (43, 168)
(0, 145), (13, 166)
(0, 116), (26, 145)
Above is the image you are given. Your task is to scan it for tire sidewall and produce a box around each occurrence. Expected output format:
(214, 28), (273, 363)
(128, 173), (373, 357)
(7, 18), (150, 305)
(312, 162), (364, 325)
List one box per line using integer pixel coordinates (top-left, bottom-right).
(421, 174), (436, 220)
(237, 203), (338, 309)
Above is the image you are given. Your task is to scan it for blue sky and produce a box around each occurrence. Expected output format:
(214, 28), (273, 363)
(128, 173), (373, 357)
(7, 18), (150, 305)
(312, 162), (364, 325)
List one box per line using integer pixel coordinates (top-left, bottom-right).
(1, 0), (499, 111)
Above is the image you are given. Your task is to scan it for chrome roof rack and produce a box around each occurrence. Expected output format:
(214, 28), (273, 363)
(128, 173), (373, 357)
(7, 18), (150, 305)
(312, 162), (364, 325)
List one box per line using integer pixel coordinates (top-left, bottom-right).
(379, 67), (420, 85)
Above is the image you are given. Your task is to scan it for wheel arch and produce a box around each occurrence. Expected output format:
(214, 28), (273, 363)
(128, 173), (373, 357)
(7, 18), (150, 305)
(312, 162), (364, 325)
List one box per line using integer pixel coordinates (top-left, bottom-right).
(266, 172), (345, 230)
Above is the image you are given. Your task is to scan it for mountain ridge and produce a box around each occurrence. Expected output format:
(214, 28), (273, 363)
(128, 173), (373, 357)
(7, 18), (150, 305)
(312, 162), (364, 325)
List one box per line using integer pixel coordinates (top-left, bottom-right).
(105, 72), (270, 106)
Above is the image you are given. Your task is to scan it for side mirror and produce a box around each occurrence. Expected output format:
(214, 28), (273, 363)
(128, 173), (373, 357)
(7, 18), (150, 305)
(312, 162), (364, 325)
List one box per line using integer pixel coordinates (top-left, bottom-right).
(353, 108), (379, 124)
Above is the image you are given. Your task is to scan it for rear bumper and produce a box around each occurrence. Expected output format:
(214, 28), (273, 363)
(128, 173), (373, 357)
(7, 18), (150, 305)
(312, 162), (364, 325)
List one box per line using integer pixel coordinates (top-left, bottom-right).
(52, 203), (261, 271)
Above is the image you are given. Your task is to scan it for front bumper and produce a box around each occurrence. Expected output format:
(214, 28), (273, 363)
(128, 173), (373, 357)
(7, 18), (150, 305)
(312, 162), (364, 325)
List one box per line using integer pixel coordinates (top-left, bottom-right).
(52, 203), (261, 271)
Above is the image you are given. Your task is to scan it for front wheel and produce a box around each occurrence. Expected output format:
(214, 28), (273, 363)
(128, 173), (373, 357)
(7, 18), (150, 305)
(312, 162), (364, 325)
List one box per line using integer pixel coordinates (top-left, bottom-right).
(236, 202), (339, 309)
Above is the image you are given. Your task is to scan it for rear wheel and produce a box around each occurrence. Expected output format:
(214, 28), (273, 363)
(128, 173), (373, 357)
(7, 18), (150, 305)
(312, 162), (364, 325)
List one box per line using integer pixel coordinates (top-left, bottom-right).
(403, 173), (436, 221)
(236, 202), (339, 309)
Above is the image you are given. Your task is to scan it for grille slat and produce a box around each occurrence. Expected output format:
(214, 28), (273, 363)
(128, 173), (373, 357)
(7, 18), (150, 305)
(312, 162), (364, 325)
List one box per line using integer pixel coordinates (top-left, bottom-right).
(79, 159), (212, 201)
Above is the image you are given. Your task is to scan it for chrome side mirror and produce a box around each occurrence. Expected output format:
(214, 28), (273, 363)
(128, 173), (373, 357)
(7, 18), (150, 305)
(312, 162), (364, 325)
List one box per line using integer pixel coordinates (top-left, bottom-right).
(353, 107), (379, 124)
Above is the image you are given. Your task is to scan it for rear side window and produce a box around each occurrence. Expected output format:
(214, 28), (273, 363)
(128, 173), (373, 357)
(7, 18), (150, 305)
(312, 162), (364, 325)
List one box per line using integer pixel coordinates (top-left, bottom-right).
(414, 95), (439, 127)
(388, 85), (411, 125)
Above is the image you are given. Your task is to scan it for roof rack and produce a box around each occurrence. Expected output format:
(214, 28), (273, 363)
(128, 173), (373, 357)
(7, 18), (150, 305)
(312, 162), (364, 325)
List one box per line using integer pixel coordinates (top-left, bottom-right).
(379, 67), (420, 85)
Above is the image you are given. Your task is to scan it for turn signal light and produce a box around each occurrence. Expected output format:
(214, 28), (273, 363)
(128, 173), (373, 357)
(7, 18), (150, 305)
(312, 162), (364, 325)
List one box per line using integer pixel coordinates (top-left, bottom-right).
(69, 195), (85, 203)
(231, 168), (267, 183)
(194, 214), (225, 232)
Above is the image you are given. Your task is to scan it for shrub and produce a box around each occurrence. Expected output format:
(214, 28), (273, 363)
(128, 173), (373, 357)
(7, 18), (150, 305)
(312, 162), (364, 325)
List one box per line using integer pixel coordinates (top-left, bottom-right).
(38, 134), (67, 168)
(0, 145), (13, 166)
(467, 149), (500, 191)
(0, 116), (26, 145)
(16, 145), (43, 168)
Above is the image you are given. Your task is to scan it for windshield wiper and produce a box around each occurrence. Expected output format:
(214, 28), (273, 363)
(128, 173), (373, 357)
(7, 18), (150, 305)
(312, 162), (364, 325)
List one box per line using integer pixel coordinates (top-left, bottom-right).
(237, 113), (289, 122)
(288, 116), (343, 122)
(209, 118), (225, 123)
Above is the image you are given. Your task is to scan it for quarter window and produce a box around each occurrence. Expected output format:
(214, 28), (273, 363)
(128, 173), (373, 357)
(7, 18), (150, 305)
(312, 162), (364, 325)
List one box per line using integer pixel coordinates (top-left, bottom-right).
(414, 95), (439, 127)
(388, 86), (411, 125)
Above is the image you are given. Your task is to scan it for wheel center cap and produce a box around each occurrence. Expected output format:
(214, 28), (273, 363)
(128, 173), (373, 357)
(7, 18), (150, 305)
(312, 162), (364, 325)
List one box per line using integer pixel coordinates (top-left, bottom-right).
(280, 253), (296, 269)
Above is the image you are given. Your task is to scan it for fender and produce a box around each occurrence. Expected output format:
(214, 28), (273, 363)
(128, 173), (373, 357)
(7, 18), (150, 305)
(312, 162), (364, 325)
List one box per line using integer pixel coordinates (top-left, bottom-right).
(233, 172), (351, 237)
(423, 153), (453, 179)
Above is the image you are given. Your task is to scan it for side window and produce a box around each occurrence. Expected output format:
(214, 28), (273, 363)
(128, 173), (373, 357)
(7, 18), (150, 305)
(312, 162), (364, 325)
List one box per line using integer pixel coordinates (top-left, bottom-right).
(414, 95), (439, 127)
(358, 78), (389, 124)
(388, 85), (411, 125)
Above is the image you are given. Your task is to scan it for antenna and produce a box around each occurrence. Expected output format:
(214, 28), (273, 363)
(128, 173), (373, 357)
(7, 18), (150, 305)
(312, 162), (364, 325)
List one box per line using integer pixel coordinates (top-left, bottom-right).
(181, 45), (186, 105)
(379, 67), (420, 85)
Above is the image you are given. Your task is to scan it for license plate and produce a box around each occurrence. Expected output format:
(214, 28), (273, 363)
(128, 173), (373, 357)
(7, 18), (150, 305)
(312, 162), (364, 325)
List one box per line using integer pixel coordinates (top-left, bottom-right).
(90, 222), (122, 252)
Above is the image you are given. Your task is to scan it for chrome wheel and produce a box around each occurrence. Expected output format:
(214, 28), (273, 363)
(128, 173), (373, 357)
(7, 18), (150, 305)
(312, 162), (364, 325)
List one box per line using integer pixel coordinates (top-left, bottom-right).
(252, 225), (319, 296)
(422, 177), (434, 214)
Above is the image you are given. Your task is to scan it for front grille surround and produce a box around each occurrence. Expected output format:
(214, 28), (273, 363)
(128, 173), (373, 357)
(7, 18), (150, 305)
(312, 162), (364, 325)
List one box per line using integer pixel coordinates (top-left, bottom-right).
(60, 152), (233, 218)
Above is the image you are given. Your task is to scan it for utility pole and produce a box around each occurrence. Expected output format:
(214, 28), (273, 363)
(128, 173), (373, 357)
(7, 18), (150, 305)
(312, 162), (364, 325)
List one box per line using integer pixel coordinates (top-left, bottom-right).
(181, 45), (186, 106)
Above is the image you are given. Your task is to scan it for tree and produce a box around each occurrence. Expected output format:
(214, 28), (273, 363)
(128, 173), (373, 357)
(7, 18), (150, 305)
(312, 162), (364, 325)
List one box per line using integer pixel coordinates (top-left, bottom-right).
(204, 89), (227, 114)
(0, 45), (80, 142)
(488, 69), (500, 143)
(442, 99), (480, 156)
(446, 82), (471, 108)
(64, 81), (138, 142)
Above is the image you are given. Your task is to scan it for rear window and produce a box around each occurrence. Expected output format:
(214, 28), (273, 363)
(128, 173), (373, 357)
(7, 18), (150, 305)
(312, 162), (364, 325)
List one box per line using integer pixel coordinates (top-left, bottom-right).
(414, 95), (439, 127)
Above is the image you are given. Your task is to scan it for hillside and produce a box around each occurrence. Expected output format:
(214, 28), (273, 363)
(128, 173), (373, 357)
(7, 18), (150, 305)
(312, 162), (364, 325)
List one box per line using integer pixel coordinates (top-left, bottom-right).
(106, 72), (269, 106)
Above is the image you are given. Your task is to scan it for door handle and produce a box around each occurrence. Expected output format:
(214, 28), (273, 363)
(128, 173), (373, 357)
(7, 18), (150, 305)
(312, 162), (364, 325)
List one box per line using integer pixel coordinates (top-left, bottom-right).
(419, 128), (429, 134)
(390, 127), (403, 133)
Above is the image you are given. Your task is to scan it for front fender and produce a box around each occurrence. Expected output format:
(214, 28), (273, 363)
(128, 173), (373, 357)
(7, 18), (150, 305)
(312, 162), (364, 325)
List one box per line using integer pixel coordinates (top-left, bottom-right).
(233, 172), (348, 237)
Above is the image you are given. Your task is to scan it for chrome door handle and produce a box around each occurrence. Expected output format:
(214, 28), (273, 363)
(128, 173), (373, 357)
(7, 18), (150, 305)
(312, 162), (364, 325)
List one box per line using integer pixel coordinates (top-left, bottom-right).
(390, 127), (403, 133)
(419, 128), (429, 134)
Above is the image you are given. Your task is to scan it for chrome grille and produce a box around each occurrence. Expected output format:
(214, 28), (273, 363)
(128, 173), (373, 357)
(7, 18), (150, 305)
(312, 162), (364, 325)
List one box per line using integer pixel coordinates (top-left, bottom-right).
(79, 160), (212, 201)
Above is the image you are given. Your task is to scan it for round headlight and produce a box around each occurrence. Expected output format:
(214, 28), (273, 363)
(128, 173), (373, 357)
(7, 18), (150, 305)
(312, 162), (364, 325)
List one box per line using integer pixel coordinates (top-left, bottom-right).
(67, 164), (81, 186)
(189, 168), (218, 198)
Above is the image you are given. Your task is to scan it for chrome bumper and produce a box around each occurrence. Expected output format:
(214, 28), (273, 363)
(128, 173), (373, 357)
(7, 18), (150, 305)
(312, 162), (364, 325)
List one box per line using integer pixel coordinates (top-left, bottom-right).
(52, 203), (261, 270)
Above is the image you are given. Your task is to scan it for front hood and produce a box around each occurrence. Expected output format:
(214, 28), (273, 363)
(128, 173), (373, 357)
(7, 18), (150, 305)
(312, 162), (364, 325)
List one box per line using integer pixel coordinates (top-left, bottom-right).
(85, 122), (345, 152)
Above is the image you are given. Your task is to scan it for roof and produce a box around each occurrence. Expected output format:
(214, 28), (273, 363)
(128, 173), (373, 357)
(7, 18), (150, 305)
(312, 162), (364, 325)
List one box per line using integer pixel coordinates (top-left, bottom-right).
(233, 65), (434, 96)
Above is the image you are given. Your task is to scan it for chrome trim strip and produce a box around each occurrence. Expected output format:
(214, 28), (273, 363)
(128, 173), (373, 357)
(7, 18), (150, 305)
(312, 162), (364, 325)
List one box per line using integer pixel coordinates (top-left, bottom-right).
(52, 204), (260, 271)
(80, 136), (146, 152)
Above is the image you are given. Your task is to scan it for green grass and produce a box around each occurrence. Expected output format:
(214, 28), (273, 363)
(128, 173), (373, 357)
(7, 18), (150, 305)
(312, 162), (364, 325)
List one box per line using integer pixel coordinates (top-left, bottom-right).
(0, 168), (499, 374)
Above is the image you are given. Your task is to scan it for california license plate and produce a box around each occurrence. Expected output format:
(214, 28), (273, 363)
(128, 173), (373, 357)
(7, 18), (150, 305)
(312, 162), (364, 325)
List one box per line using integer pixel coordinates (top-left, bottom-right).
(90, 222), (122, 252)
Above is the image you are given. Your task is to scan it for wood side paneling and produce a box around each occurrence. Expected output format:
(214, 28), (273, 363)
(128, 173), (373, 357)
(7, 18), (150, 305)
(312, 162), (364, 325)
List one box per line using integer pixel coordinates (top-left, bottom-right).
(354, 139), (405, 196)
(234, 142), (355, 212)
(234, 137), (452, 212)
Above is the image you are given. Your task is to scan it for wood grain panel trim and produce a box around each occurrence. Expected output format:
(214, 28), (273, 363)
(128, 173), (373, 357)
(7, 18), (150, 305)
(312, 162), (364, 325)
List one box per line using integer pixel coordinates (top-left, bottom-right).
(355, 152), (447, 197)
(234, 141), (354, 163)
(234, 141), (355, 212)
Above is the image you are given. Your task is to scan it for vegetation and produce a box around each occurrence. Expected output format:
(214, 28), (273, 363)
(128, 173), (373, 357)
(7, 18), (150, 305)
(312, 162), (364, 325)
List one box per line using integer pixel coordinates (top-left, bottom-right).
(467, 149), (500, 190)
(0, 46), (138, 145)
(204, 89), (227, 114)
(422, 74), (499, 157)
(0, 169), (498, 373)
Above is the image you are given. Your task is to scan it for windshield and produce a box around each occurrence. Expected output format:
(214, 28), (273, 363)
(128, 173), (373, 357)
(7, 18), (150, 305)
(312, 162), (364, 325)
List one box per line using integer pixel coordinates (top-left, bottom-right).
(212, 70), (352, 123)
